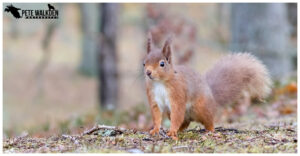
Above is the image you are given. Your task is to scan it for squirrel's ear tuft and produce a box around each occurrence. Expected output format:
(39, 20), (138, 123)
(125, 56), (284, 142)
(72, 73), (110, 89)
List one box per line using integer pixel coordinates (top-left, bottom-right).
(162, 36), (172, 63)
(147, 32), (153, 54)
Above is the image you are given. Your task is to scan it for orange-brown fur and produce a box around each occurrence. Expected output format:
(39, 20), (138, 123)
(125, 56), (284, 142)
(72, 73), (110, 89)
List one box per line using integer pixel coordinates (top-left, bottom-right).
(144, 33), (271, 140)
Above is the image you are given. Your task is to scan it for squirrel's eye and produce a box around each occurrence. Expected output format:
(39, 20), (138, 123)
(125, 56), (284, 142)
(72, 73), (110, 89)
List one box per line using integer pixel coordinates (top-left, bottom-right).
(143, 63), (145, 67)
(160, 61), (165, 67)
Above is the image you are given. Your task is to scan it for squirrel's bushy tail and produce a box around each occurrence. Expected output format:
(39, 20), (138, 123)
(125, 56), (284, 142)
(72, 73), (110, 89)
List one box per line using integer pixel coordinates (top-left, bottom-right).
(205, 53), (272, 105)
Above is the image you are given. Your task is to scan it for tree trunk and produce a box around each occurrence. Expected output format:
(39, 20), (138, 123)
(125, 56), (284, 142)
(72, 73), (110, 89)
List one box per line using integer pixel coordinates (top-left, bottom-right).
(98, 3), (119, 110)
(79, 4), (99, 76)
(287, 3), (297, 38)
(231, 3), (292, 79)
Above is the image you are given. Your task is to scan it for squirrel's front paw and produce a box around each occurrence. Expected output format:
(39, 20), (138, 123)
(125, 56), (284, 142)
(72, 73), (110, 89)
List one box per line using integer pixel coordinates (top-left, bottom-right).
(167, 130), (178, 140)
(150, 127), (159, 135)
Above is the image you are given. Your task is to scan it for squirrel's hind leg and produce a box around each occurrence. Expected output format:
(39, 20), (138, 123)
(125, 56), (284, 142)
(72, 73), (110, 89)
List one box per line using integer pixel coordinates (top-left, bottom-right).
(191, 96), (216, 132)
(203, 121), (214, 132)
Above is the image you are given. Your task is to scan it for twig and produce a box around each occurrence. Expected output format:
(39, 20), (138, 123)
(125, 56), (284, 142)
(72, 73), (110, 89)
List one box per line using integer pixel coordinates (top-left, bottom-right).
(82, 124), (125, 135)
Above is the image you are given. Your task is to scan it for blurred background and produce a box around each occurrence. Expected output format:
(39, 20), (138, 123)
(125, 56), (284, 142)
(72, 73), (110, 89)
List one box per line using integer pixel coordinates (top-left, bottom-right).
(3, 3), (297, 138)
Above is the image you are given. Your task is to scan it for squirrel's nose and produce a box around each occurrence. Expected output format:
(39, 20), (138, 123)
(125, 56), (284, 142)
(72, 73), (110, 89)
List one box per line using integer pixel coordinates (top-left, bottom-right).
(146, 70), (152, 76)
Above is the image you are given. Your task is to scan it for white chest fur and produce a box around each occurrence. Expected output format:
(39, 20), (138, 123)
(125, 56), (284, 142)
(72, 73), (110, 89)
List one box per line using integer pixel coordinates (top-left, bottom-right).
(152, 82), (171, 113)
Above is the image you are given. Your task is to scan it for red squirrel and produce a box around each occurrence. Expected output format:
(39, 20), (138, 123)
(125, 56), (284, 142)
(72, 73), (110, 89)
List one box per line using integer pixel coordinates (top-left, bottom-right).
(143, 33), (271, 140)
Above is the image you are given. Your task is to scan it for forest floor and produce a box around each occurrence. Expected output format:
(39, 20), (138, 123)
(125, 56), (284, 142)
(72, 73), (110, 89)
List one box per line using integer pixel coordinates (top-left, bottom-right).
(3, 114), (297, 153)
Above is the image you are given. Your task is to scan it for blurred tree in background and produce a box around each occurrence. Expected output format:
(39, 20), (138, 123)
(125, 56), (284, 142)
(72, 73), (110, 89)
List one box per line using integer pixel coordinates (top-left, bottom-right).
(98, 3), (119, 110)
(79, 4), (99, 76)
(79, 3), (120, 110)
(231, 3), (295, 80)
(287, 3), (297, 38)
